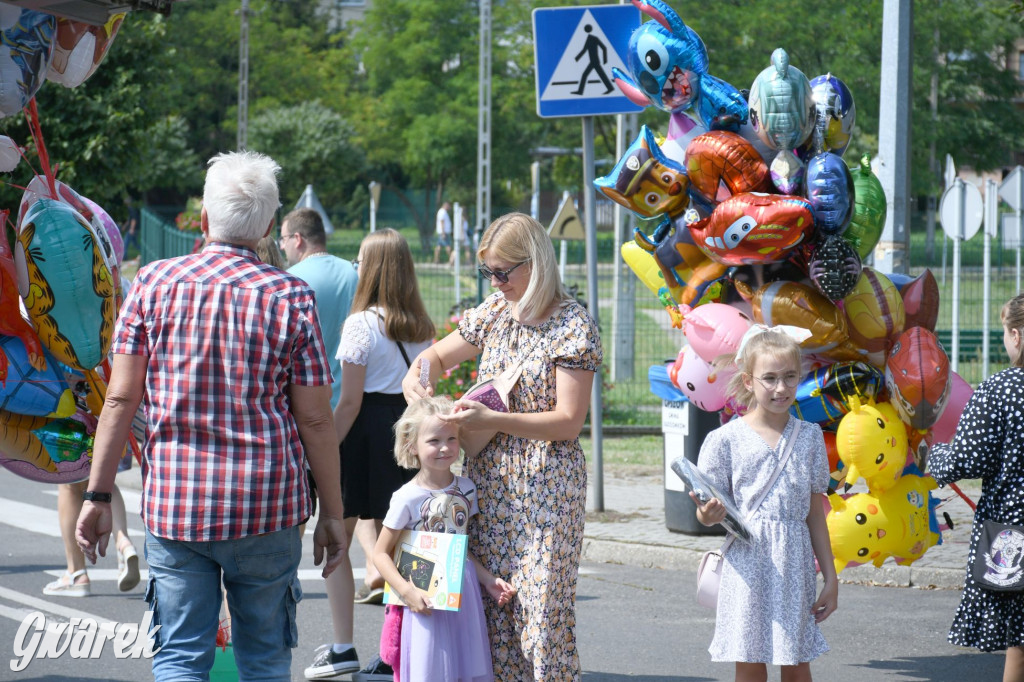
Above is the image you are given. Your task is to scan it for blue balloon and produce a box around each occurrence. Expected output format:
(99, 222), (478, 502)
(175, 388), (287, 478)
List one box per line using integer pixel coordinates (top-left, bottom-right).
(808, 73), (856, 156)
(804, 152), (855, 236)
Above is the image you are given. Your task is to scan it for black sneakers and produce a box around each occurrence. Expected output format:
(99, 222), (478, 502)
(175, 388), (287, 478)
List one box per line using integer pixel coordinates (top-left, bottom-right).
(352, 655), (394, 682)
(303, 645), (360, 679)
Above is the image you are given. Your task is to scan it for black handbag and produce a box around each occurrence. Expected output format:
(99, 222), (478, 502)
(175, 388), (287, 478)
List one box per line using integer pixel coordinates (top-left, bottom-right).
(971, 520), (1024, 591)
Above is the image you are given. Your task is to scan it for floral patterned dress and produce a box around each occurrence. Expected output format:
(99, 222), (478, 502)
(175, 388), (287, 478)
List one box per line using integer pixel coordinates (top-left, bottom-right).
(697, 416), (830, 665)
(458, 292), (602, 682)
(930, 367), (1024, 652)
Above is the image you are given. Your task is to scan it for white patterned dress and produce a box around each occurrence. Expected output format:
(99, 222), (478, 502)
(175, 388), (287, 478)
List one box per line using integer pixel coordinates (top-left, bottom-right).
(697, 416), (830, 665)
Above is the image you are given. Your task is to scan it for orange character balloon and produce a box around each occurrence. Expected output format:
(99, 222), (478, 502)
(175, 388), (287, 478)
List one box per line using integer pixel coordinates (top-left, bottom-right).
(827, 473), (941, 574)
(688, 192), (815, 266)
(684, 131), (772, 204)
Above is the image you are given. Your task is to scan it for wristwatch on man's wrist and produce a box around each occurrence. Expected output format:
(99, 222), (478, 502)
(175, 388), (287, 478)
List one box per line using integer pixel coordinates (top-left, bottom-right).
(82, 491), (112, 503)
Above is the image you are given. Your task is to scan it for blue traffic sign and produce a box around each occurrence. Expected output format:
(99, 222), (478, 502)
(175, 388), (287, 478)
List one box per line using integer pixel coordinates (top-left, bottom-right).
(532, 4), (644, 119)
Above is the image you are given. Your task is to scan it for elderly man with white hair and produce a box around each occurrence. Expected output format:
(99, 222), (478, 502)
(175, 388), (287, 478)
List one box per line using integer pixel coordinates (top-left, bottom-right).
(76, 151), (348, 681)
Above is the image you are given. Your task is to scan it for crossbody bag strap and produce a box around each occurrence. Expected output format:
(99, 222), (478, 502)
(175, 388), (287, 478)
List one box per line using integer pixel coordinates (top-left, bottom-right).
(719, 420), (802, 554)
(374, 310), (412, 368)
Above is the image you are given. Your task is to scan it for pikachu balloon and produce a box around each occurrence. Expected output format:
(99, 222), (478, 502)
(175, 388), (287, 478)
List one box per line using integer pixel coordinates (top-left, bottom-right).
(827, 472), (941, 574)
(835, 396), (907, 493)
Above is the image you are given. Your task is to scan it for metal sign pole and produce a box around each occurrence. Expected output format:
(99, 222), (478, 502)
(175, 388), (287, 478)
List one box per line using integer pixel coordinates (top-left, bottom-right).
(582, 116), (604, 512)
(983, 180), (997, 379)
(453, 202), (462, 304)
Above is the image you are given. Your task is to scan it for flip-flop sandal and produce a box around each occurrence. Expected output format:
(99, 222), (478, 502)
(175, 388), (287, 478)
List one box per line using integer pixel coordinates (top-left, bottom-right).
(43, 568), (90, 597)
(353, 583), (385, 604)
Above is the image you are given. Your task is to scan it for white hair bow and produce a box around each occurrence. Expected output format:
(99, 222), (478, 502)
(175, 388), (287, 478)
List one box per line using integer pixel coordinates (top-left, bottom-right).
(735, 323), (813, 359)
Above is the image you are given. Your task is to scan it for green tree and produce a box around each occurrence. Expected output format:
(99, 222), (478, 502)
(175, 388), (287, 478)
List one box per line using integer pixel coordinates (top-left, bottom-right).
(248, 100), (365, 226)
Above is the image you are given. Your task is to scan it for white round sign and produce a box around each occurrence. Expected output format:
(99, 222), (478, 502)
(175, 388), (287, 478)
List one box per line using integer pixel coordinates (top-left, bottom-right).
(939, 180), (984, 241)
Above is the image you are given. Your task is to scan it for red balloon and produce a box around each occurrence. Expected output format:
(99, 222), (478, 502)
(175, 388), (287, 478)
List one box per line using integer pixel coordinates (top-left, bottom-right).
(885, 327), (951, 431)
(900, 269), (939, 332)
(688, 193), (815, 266)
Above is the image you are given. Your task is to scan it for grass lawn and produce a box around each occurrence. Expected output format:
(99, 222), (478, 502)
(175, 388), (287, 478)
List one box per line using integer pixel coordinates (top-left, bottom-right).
(581, 433), (662, 478)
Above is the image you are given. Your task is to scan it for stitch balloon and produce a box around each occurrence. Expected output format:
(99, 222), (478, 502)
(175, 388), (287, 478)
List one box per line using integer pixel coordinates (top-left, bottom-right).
(808, 73), (856, 156)
(14, 198), (116, 371)
(791, 361), (885, 426)
(611, 0), (747, 130)
(804, 152), (855, 236)
(687, 192), (815, 266)
(747, 48), (815, 154)
(836, 397), (907, 493)
(827, 472), (941, 574)
(684, 131), (772, 205)
(843, 155), (887, 259)
(0, 7), (56, 118)
(678, 302), (752, 363)
(808, 235), (861, 301)
(46, 14), (124, 88)
(885, 326), (951, 432)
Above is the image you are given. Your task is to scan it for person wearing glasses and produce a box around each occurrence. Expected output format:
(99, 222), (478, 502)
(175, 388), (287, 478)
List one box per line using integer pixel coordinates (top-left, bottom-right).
(305, 228), (436, 680)
(691, 325), (837, 682)
(401, 212), (603, 682)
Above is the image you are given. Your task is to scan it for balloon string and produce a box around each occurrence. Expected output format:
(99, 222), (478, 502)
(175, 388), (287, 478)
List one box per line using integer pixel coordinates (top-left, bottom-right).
(23, 98), (56, 199)
(948, 482), (977, 511)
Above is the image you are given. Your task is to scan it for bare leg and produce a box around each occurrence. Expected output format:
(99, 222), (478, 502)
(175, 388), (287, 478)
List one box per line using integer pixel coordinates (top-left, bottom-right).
(1005, 646), (1024, 682)
(111, 485), (140, 591)
(324, 517), (357, 643)
(44, 482), (90, 595)
(736, 662), (768, 682)
(355, 519), (383, 589)
(781, 662), (813, 682)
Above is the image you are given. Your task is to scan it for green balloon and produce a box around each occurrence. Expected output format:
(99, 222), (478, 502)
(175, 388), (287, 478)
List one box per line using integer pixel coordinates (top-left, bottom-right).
(843, 154), (887, 259)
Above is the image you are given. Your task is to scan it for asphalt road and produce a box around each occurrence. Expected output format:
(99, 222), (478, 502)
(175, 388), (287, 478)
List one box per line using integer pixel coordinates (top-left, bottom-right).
(0, 469), (1006, 681)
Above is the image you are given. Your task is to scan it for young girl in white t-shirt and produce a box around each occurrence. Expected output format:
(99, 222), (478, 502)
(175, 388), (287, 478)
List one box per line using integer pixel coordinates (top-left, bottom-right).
(374, 396), (516, 682)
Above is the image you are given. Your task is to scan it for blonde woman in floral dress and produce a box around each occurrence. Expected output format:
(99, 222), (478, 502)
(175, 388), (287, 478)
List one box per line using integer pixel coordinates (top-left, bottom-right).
(403, 212), (602, 681)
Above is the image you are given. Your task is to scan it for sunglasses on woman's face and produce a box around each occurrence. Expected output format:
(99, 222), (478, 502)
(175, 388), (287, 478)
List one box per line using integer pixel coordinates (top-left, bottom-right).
(477, 261), (527, 284)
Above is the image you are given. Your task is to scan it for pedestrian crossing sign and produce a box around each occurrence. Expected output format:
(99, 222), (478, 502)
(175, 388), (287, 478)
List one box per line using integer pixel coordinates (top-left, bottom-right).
(533, 4), (644, 119)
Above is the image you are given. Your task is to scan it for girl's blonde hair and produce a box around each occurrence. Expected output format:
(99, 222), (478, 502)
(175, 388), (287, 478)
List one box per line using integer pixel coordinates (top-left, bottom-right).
(393, 396), (457, 469)
(1002, 292), (1024, 368)
(477, 212), (571, 322)
(717, 329), (803, 408)
(351, 228), (435, 343)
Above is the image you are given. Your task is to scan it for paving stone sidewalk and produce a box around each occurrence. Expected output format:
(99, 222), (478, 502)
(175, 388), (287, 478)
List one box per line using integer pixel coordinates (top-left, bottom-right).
(583, 472), (980, 590)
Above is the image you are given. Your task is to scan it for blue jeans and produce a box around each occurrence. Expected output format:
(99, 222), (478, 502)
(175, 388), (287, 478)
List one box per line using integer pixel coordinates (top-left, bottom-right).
(144, 527), (302, 682)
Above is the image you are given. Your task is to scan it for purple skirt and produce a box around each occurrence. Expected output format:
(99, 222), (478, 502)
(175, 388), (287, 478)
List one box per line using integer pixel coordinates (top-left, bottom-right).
(400, 561), (493, 682)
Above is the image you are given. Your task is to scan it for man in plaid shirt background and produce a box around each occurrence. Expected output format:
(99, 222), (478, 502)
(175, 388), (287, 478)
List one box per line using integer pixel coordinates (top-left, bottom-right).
(76, 151), (348, 681)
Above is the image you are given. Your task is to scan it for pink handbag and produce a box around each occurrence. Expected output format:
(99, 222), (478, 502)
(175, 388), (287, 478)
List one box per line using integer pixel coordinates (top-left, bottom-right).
(696, 421), (801, 609)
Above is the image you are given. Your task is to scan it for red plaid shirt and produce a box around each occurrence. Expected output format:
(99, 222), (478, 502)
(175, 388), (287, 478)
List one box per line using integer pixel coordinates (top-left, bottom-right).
(112, 243), (332, 541)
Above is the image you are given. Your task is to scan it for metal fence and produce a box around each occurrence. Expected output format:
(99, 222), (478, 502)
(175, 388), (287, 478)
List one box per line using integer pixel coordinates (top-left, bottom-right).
(138, 205), (1024, 427)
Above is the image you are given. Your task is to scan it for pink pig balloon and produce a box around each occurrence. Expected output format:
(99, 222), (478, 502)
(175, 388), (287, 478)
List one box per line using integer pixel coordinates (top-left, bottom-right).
(679, 302), (752, 364)
(669, 344), (735, 412)
(930, 371), (974, 444)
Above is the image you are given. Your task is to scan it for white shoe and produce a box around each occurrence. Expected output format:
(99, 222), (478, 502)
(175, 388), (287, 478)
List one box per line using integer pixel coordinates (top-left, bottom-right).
(117, 540), (140, 592)
(43, 569), (90, 597)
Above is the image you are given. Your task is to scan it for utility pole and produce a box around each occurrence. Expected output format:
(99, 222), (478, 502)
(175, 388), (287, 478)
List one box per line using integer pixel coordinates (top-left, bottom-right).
(873, 0), (913, 274)
(476, 0), (492, 243)
(237, 0), (250, 151)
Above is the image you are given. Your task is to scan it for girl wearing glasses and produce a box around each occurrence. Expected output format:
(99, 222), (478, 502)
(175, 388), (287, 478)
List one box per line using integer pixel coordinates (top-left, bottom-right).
(402, 212), (602, 682)
(692, 326), (838, 682)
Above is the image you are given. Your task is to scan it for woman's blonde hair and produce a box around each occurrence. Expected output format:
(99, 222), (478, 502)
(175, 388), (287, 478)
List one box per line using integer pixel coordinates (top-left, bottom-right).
(255, 235), (285, 269)
(393, 396), (457, 469)
(351, 228), (435, 343)
(477, 212), (570, 322)
(717, 329), (803, 408)
(1002, 292), (1024, 368)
